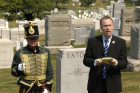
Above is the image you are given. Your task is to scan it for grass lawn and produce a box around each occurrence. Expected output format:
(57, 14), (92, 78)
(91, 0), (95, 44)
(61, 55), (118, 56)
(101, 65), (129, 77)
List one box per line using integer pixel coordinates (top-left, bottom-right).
(0, 63), (140, 93)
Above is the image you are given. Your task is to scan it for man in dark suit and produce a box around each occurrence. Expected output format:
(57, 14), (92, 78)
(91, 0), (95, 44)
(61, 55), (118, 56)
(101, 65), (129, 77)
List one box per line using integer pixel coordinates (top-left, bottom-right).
(83, 16), (128, 93)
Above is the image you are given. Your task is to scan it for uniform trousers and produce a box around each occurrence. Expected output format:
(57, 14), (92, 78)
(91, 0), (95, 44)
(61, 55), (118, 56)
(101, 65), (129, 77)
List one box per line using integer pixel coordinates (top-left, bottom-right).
(19, 86), (42, 93)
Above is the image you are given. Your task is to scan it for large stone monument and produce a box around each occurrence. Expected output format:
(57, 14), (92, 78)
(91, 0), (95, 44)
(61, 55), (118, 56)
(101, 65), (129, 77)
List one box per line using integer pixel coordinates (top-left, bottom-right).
(0, 39), (13, 68)
(112, 1), (125, 19)
(56, 48), (89, 93)
(120, 7), (140, 36)
(45, 14), (72, 54)
(127, 24), (140, 72)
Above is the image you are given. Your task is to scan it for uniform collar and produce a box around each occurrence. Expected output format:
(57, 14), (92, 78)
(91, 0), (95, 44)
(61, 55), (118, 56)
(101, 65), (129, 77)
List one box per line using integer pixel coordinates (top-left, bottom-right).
(27, 45), (40, 54)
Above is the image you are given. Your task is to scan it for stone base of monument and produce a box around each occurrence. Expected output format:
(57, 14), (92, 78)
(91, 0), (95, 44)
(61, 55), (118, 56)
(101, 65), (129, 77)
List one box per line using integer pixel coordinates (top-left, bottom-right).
(123, 56), (140, 72)
(44, 46), (73, 54)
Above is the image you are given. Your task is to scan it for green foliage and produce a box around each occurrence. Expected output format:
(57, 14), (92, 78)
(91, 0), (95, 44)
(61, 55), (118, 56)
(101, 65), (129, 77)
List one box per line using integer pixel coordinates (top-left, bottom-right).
(0, 0), (54, 21)
(79, 0), (96, 9)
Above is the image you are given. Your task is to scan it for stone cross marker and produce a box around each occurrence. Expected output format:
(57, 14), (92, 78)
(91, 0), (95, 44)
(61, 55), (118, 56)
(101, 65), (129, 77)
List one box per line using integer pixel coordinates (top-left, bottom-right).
(56, 48), (89, 93)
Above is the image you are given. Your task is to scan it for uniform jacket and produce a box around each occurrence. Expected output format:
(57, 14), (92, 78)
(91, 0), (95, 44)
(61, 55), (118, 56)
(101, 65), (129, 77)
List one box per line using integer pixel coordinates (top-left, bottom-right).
(11, 45), (53, 91)
(83, 35), (128, 93)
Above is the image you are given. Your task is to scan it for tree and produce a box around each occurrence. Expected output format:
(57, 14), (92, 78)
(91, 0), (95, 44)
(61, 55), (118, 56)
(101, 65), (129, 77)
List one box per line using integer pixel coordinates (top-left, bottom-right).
(135, 0), (140, 6)
(79, 0), (96, 9)
(0, 0), (54, 21)
(51, 0), (71, 7)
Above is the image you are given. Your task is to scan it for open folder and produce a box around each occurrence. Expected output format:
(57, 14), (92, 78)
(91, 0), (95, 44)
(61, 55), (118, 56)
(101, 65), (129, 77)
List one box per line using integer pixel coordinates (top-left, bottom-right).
(102, 57), (113, 64)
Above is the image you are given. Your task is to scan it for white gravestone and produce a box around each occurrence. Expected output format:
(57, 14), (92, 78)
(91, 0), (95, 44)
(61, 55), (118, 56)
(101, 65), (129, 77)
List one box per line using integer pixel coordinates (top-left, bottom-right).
(0, 19), (9, 37)
(0, 39), (13, 68)
(93, 19), (100, 30)
(1, 29), (10, 40)
(56, 48), (89, 93)
(16, 41), (21, 50)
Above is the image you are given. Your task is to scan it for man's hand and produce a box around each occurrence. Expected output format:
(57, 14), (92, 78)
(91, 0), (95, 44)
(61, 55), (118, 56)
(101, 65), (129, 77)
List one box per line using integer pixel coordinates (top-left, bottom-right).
(108, 58), (117, 66)
(18, 63), (25, 71)
(96, 58), (103, 65)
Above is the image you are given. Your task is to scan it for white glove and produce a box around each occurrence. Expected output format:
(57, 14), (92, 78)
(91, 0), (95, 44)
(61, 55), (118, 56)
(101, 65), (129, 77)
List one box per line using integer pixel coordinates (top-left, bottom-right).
(42, 88), (49, 93)
(18, 63), (25, 71)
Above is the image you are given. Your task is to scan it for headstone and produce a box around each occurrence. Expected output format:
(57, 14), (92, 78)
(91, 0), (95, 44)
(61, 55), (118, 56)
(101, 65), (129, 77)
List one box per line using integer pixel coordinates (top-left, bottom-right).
(112, 18), (120, 37)
(20, 39), (27, 48)
(17, 21), (27, 31)
(83, 10), (88, 15)
(116, 0), (124, 3)
(126, 24), (140, 72)
(79, 10), (82, 13)
(56, 48), (89, 93)
(112, 2), (125, 18)
(0, 39), (13, 68)
(45, 14), (71, 46)
(68, 10), (75, 15)
(113, 30), (119, 36)
(16, 41), (21, 50)
(1, 29), (10, 40)
(45, 14), (72, 54)
(102, 10), (110, 16)
(106, 6), (111, 10)
(79, 3), (81, 6)
(54, 8), (59, 13)
(79, 14), (81, 18)
(113, 18), (120, 29)
(0, 19), (9, 37)
(36, 19), (45, 34)
(73, 0), (79, 2)
(109, 1), (115, 17)
(120, 7), (140, 36)
(93, 19), (100, 30)
(82, 15), (85, 19)
(110, 1), (115, 8)
(74, 27), (95, 44)
(10, 30), (24, 46)
(73, 3), (75, 6)
(98, 8), (104, 14)
(71, 18), (95, 39)
(130, 25), (140, 59)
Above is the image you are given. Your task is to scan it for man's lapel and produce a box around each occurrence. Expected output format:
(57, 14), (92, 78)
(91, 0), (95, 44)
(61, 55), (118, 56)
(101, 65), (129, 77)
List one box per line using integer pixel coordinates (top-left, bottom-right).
(108, 36), (116, 54)
(97, 35), (104, 54)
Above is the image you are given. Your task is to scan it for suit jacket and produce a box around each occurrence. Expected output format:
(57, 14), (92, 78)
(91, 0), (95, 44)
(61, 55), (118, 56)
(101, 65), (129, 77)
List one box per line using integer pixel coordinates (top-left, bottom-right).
(83, 35), (127, 93)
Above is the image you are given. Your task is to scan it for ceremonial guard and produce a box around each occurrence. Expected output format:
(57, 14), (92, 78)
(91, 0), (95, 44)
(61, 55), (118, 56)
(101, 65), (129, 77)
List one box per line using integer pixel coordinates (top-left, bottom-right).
(11, 14), (53, 93)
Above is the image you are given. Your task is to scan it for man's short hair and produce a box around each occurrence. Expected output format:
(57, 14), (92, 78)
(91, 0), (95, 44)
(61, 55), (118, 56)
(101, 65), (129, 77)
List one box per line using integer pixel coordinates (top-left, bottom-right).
(100, 16), (114, 26)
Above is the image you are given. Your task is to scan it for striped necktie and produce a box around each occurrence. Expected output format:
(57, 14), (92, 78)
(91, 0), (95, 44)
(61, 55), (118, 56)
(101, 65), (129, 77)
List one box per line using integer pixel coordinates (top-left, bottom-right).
(103, 39), (109, 79)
